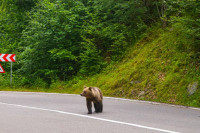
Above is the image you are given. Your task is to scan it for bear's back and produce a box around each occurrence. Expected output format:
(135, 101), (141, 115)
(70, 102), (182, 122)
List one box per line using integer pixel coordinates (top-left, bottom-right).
(91, 87), (103, 101)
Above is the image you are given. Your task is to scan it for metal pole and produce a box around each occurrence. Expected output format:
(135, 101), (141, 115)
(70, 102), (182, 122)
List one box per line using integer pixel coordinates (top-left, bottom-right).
(10, 62), (12, 87)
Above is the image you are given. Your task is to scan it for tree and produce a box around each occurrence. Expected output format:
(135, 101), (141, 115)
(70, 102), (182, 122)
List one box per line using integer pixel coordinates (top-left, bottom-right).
(166, 0), (200, 54)
(19, 0), (88, 83)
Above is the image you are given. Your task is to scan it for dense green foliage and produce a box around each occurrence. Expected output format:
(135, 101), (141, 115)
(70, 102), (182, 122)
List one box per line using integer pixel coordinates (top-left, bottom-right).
(0, 0), (199, 106)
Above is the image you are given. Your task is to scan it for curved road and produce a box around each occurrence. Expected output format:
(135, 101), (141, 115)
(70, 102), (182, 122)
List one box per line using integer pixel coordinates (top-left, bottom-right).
(0, 91), (199, 133)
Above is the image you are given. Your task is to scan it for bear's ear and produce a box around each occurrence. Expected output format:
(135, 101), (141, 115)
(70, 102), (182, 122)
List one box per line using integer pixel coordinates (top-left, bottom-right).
(84, 85), (87, 88)
(89, 87), (92, 91)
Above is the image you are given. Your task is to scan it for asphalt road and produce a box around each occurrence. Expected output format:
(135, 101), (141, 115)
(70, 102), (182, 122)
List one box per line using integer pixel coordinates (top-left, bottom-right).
(0, 91), (199, 133)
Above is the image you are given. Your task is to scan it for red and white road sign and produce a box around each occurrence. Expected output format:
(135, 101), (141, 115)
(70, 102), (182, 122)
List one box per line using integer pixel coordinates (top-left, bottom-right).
(0, 64), (5, 73)
(0, 54), (16, 62)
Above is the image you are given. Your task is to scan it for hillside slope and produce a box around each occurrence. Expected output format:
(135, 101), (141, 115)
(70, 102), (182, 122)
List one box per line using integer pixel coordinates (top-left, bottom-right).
(53, 28), (200, 107)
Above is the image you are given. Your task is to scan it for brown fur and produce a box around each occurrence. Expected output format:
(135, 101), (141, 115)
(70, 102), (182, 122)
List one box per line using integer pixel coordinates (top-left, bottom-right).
(80, 86), (103, 114)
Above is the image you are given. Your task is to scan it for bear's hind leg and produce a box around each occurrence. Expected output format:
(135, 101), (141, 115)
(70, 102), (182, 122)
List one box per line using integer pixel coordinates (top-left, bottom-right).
(99, 102), (103, 113)
(95, 102), (102, 113)
(94, 102), (98, 113)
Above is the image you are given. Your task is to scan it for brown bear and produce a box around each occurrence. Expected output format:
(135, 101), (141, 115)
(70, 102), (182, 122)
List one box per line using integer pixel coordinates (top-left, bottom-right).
(80, 86), (103, 114)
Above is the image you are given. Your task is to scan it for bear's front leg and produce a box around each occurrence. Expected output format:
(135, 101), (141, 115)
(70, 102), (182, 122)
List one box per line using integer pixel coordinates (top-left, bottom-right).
(86, 99), (92, 114)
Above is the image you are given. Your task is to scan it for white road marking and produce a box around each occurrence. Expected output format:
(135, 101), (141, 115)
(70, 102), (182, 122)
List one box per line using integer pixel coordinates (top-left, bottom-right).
(104, 97), (200, 111)
(0, 102), (179, 133)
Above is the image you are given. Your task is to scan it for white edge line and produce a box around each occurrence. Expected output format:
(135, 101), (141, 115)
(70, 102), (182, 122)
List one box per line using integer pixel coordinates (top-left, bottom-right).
(0, 102), (180, 133)
(1, 91), (200, 111)
(104, 97), (200, 111)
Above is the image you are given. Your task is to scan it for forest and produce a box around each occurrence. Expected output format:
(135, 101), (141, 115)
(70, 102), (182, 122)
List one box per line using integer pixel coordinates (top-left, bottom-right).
(0, 0), (200, 106)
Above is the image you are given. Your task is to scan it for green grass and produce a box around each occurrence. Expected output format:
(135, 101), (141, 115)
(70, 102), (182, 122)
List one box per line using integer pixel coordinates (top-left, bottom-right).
(0, 27), (199, 107)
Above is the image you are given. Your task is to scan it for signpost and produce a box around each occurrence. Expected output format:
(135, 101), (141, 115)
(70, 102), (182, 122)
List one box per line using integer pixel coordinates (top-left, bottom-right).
(0, 54), (16, 86)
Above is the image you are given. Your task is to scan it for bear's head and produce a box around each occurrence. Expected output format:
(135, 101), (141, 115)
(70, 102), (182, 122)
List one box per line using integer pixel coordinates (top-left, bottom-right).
(80, 86), (92, 98)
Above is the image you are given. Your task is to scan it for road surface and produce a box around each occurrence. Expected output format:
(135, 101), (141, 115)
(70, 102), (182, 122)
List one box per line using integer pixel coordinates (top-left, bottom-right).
(0, 91), (199, 133)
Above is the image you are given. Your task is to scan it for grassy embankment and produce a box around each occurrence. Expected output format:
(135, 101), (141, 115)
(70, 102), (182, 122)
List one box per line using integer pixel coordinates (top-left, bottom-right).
(1, 27), (199, 107)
